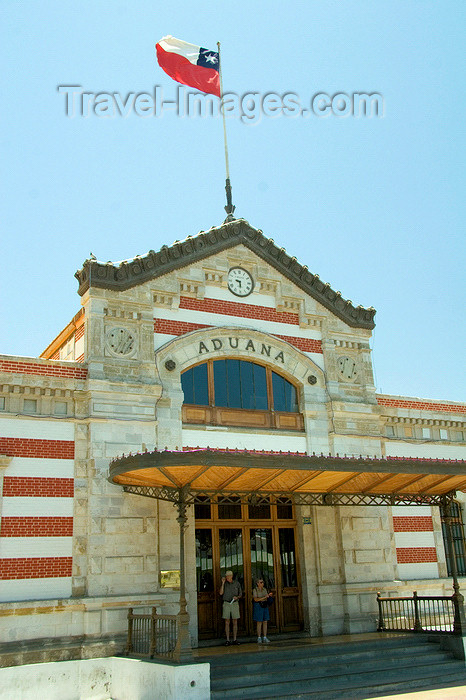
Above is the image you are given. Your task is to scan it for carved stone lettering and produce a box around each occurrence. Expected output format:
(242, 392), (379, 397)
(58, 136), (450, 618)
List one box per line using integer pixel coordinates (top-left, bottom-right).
(195, 335), (286, 365)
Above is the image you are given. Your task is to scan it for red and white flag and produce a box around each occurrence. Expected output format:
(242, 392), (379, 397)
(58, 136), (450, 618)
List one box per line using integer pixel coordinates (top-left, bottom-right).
(156, 36), (220, 97)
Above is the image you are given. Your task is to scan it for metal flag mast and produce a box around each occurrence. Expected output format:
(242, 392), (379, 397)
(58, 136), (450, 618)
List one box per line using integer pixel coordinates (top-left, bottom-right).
(217, 42), (235, 221)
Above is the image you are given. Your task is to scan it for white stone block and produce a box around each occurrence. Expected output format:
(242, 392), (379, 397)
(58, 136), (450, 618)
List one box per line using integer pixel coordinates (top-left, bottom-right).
(394, 531), (436, 548)
(0, 537), (72, 558)
(1, 497), (73, 517)
(354, 549), (384, 564)
(0, 418), (75, 440)
(397, 562), (440, 580)
(5, 457), (75, 478)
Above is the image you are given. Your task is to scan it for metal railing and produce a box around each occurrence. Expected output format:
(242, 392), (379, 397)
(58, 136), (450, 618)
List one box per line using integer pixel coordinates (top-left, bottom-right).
(125, 607), (180, 660)
(377, 591), (462, 634)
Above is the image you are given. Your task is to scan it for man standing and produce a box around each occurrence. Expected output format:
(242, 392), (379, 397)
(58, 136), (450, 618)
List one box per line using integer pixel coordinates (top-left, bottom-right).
(219, 570), (242, 645)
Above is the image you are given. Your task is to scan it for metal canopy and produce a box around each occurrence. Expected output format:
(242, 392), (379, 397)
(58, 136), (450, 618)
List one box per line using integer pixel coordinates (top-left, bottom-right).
(109, 448), (466, 507)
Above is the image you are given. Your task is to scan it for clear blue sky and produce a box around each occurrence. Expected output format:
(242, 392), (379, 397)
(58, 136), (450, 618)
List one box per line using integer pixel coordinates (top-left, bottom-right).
(1, 1), (464, 401)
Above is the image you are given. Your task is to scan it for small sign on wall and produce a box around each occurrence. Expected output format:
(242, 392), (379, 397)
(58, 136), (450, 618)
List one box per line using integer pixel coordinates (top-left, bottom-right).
(160, 570), (180, 588)
(302, 516), (312, 525)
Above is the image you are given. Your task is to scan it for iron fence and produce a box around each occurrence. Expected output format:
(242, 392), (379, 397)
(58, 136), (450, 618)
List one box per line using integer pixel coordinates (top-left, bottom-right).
(125, 607), (180, 660)
(377, 591), (462, 634)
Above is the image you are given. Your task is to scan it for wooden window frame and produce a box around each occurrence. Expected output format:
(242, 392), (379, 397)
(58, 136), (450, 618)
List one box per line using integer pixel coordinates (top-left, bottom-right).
(194, 496), (296, 523)
(181, 359), (304, 431)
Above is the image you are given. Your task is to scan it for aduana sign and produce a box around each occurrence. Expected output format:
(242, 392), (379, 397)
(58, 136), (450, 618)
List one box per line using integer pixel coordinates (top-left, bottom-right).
(197, 336), (285, 364)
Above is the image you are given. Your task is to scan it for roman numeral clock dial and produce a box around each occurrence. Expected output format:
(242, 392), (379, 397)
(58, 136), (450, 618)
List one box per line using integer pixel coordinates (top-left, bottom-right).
(338, 356), (358, 381)
(227, 267), (254, 297)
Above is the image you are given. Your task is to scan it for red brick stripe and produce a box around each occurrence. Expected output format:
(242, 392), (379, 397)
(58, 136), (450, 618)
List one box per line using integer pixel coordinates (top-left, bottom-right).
(1, 517), (73, 537)
(276, 334), (322, 354)
(75, 325), (85, 341)
(75, 354), (85, 363)
(377, 397), (465, 414)
(396, 547), (437, 563)
(3, 477), (74, 497)
(155, 320), (323, 354)
(155, 319), (212, 335)
(0, 557), (72, 580)
(0, 359), (87, 380)
(179, 296), (300, 325)
(0, 438), (75, 459)
(393, 516), (434, 532)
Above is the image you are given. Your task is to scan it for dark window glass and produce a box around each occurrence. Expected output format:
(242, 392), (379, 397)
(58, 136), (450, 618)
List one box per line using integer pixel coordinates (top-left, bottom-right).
(214, 359), (268, 410)
(182, 360), (298, 415)
(218, 496), (242, 519)
(272, 372), (298, 412)
(276, 498), (293, 519)
(194, 496), (211, 520)
(219, 529), (244, 590)
(279, 528), (297, 587)
(212, 359), (226, 406)
(253, 363), (268, 410)
(240, 361), (254, 409)
(248, 497), (271, 519)
(195, 529), (214, 592)
(181, 363), (208, 406)
(250, 528), (275, 589)
(442, 502), (466, 576)
(227, 360), (241, 408)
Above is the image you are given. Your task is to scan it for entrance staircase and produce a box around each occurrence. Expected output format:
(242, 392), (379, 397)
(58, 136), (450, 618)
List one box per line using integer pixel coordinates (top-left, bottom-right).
(206, 635), (466, 699)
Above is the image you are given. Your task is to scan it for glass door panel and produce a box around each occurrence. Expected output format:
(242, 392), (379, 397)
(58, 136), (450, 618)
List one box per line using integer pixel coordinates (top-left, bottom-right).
(250, 528), (274, 588)
(250, 528), (277, 629)
(219, 528), (246, 632)
(279, 527), (301, 630)
(195, 529), (216, 637)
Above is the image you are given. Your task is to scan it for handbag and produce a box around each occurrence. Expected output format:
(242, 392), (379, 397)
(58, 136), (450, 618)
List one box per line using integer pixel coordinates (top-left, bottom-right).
(259, 596), (274, 608)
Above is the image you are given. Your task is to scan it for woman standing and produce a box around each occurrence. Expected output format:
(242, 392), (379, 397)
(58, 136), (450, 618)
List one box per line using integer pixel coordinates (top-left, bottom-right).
(252, 578), (273, 643)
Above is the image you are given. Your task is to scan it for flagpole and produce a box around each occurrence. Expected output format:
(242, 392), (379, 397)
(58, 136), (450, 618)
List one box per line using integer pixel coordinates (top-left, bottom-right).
(217, 42), (235, 221)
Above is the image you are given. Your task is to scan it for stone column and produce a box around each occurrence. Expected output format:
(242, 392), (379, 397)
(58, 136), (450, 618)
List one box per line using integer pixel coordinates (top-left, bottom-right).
(174, 486), (193, 662)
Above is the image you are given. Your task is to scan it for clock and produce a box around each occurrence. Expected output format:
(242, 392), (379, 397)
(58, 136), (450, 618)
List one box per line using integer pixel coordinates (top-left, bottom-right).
(337, 356), (358, 381)
(106, 327), (136, 356)
(227, 267), (254, 297)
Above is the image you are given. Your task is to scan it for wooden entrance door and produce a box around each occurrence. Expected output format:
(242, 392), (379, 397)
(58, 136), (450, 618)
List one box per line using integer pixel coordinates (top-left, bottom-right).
(195, 499), (302, 639)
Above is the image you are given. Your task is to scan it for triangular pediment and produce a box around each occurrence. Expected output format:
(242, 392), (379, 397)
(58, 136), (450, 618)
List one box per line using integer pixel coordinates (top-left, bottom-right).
(75, 218), (375, 329)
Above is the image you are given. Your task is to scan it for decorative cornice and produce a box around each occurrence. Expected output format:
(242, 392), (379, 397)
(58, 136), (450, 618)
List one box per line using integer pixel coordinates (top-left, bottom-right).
(110, 447), (466, 479)
(75, 219), (376, 329)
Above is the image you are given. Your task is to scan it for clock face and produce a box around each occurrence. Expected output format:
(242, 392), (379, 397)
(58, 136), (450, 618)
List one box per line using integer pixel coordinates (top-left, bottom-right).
(338, 356), (358, 381)
(106, 327), (136, 356)
(227, 267), (254, 297)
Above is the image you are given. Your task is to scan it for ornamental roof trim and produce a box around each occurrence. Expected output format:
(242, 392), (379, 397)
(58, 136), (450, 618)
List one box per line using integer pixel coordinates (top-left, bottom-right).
(109, 447), (466, 499)
(75, 218), (376, 330)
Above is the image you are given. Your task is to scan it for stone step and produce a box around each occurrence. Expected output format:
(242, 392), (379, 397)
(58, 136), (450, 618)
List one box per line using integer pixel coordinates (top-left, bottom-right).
(210, 648), (454, 690)
(260, 672), (466, 700)
(211, 660), (464, 699)
(209, 640), (442, 677)
(208, 636), (466, 700)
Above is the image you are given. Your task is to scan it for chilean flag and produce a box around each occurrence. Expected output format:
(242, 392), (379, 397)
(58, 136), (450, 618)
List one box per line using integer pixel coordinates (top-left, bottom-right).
(156, 36), (220, 97)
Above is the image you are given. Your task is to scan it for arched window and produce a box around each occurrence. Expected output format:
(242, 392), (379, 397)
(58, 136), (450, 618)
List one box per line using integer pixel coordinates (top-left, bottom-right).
(181, 359), (302, 430)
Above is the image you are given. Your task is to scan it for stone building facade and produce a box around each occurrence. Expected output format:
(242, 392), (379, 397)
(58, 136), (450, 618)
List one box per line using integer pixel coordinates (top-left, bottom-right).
(0, 218), (465, 661)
